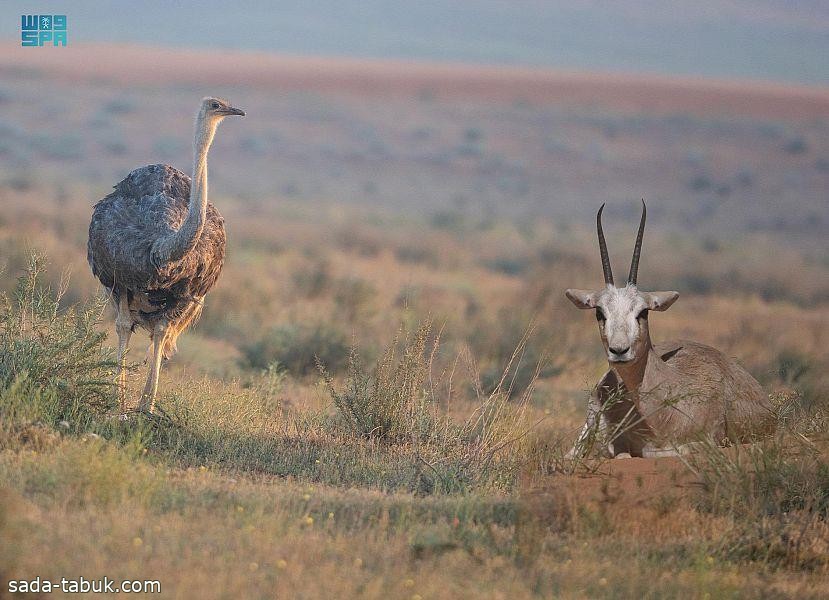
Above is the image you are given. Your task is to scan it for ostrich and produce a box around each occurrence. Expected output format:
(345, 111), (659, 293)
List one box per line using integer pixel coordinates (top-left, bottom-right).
(88, 97), (244, 414)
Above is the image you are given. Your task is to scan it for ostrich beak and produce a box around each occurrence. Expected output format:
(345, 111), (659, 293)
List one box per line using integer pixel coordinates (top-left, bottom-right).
(221, 106), (245, 116)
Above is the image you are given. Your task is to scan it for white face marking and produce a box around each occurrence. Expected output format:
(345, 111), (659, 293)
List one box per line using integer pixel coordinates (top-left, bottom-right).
(594, 285), (649, 363)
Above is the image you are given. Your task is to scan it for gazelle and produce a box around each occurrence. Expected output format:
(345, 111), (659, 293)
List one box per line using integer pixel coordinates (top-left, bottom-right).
(565, 202), (774, 458)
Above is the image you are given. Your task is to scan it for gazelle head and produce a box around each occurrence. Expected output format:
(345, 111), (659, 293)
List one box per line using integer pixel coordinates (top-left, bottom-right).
(565, 202), (679, 365)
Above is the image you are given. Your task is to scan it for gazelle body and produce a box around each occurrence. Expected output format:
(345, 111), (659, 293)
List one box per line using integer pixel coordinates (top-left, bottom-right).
(566, 203), (774, 458)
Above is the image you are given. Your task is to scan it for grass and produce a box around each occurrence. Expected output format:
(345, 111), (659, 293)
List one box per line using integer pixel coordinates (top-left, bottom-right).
(0, 254), (826, 597)
(685, 408), (829, 571)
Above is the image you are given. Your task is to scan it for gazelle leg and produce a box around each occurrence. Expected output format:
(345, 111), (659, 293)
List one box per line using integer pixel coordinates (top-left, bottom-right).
(642, 441), (708, 458)
(566, 395), (610, 458)
(641, 445), (679, 458)
(566, 416), (594, 459)
(114, 295), (133, 413)
(138, 320), (168, 414)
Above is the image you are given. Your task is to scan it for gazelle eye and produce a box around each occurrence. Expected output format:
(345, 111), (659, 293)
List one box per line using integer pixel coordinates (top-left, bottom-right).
(637, 309), (649, 320)
(595, 309), (606, 322)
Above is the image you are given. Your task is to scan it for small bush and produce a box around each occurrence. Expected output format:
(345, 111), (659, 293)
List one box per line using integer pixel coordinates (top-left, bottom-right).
(318, 323), (433, 442)
(395, 243), (438, 266)
(318, 321), (535, 493)
(0, 254), (115, 426)
(291, 259), (331, 298)
(31, 133), (84, 160)
(101, 138), (128, 155)
(101, 98), (136, 115)
(688, 174), (713, 192)
(153, 136), (186, 160)
(333, 277), (375, 322)
(430, 210), (464, 231)
(783, 136), (808, 155)
(469, 312), (562, 398)
(764, 350), (826, 412)
(773, 350), (811, 386)
(482, 255), (531, 277)
(678, 273), (713, 295)
(242, 322), (349, 375)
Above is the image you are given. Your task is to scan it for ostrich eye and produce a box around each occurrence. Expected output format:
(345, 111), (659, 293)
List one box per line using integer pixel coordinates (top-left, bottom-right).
(211, 102), (220, 109)
(637, 309), (649, 320)
(595, 309), (606, 322)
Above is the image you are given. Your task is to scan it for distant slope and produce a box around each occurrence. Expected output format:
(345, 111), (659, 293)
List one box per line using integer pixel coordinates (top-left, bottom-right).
(0, 42), (826, 243)
(2, 43), (827, 121)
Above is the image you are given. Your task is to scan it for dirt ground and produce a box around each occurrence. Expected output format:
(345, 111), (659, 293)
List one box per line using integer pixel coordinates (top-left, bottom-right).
(523, 456), (697, 520)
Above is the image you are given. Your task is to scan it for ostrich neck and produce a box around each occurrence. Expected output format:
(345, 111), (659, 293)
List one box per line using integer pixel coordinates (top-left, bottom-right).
(155, 116), (217, 266)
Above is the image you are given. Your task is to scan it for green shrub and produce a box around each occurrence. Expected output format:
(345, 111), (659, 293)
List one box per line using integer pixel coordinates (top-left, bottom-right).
(318, 323), (433, 442)
(333, 277), (375, 322)
(765, 350), (826, 412)
(242, 322), (349, 375)
(0, 254), (115, 427)
(30, 133), (85, 160)
(291, 259), (331, 298)
(101, 98), (136, 115)
(430, 210), (464, 231)
(482, 254), (531, 276)
(317, 321), (535, 494)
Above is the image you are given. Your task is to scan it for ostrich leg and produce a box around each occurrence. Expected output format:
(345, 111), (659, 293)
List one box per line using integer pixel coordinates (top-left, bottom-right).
(138, 320), (168, 413)
(114, 295), (133, 413)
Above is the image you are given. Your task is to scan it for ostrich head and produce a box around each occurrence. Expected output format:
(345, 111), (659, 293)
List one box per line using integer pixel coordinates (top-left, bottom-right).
(198, 97), (245, 125)
(565, 202), (679, 365)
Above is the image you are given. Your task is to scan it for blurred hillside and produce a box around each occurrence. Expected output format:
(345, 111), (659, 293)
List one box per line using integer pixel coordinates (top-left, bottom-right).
(1, 44), (827, 247)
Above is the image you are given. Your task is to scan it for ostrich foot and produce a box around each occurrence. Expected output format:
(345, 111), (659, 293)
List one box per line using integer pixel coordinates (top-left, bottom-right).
(105, 410), (138, 422)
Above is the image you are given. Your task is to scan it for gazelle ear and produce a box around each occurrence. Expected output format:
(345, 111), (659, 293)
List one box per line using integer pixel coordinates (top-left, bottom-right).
(565, 289), (599, 309)
(643, 291), (679, 311)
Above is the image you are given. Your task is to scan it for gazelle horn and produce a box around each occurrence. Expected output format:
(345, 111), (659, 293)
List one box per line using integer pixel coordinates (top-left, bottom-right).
(628, 200), (646, 285)
(597, 203), (614, 286)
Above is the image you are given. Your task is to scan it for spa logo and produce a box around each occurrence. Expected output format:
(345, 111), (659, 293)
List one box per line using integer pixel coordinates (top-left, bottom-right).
(21, 14), (67, 46)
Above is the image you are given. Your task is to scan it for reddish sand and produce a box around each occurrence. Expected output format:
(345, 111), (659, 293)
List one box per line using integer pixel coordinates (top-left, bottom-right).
(518, 457), (700, 533)
(554, 457), (695, 506)
(1, 43), (828, 121)
(516, 458), (699, 549)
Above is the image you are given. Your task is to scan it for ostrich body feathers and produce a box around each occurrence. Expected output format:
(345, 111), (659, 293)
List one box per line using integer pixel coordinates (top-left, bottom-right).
(88, 163), (226, 335)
